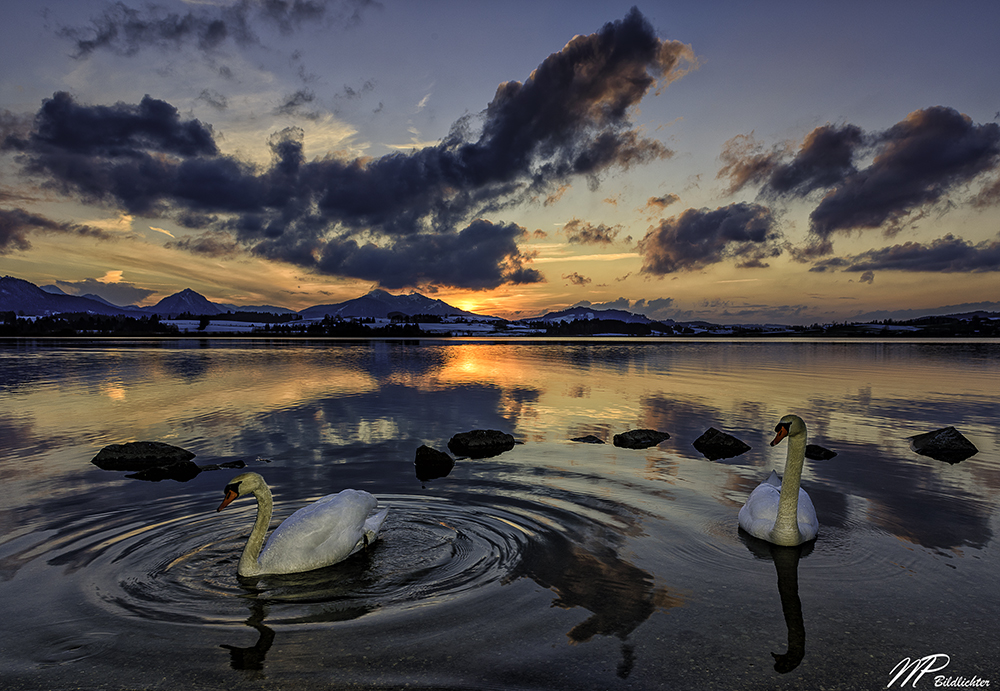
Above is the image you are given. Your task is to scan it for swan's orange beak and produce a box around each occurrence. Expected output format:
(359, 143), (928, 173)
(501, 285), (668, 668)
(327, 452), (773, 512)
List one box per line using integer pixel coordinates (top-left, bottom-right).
(216, 489), (238, 512)
(770, 425), (790, 446)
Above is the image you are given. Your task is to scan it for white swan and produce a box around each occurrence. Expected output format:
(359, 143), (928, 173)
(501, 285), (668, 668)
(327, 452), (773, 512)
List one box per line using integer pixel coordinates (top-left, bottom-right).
(215, 472), (388, 577)
(738, 415), (819, 546)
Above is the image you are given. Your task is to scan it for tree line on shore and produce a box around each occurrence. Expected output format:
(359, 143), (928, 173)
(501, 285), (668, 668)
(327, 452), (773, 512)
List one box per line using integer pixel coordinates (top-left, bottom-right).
(2, 310), (997, 338)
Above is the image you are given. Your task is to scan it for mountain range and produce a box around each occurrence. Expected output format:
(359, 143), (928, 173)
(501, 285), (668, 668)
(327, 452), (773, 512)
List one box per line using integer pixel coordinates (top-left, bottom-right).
(0, 276), (500, 321)
(3, 275), (998, 330)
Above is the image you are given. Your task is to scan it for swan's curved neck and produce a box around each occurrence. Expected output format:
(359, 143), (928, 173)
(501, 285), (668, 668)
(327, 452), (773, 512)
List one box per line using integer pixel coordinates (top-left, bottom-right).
(773, 434), (807, 544)
(238, 484), (273, 577)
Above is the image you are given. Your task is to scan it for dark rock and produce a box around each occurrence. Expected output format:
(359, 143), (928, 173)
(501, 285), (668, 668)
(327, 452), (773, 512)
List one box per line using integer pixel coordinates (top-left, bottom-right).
(92, 441), (196, 471)
(692, 427), (751, 460)
(909, 426), (978, 464)
(612, 429), (670, 449)
(571, 435), (605, 444)
(415, 445), (455, 481)
(806, 444), (837, 460)
(448, 430), (516, 458)
(126, 460), (202, 482)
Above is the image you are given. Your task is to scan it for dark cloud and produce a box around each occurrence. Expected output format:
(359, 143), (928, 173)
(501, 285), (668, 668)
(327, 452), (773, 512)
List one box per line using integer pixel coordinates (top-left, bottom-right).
(7, 91), (217, 158)
(307, 219), (542, 290)
(564, 218), (620, 245)
(719, 108), (1000, 244)
(275, 89), (320, 119)
(58, 0), (377, 58)
(643, 193), (681, 213)
(576, 297), (630, 310)
(971, 175), (1000, 208)
(716, 133), (785, 195)
(719, 125), (864, 198)
(631, 297), (675, 321)
(197, 89), (229, 111)
(8, 9), (693, 290)
(810, 108), (1000, 237)
(0, 207), (117, 254)
(54, 277), (155, 305)
(637, 202), (782, 274)
(563, 272), (592, 287)
(816, 234), (1000, 273)
(165, 233), (242, 258)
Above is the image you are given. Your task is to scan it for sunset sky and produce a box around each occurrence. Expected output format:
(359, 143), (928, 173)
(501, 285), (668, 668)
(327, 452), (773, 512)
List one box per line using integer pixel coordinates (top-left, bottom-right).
(2, 0), (999, 323)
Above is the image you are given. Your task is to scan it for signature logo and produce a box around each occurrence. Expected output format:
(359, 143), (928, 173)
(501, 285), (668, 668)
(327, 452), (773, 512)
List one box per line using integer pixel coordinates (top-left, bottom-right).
(888, 654), (991, 688)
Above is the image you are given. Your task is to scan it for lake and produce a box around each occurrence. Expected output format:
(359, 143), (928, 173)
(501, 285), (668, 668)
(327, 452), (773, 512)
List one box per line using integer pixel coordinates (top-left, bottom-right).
(0, 337), (997, 690)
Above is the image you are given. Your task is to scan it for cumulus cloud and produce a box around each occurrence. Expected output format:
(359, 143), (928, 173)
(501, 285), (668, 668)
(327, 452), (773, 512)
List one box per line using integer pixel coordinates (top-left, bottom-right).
(7, 9), (694, 291)
(718, 107), (1000, 245)
(637, 202), (782, 274)
(57, 0), (377, 58)
(0, 207), (116, 254)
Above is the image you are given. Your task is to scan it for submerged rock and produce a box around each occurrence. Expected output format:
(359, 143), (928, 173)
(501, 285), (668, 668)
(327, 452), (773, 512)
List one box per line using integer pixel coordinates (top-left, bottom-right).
(126, 460), (202, 482)
(198, 460), (248, 472)
(692, 427), (751, 460)
(612, 429), (670, 449)
(806, 444), (837, 461)
(571, 435), (605, 444)
(415, 445), (455, 481)
(448, 429), (516, 458)
(909, 426), (978, 464)
(92, 441), (196, 471)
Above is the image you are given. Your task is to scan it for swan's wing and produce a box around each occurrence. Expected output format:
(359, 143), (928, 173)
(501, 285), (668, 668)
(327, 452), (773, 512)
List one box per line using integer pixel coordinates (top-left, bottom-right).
(258, 489), (379, 573)
(796, 487), (819, 541)
(738, 480), (781, 540)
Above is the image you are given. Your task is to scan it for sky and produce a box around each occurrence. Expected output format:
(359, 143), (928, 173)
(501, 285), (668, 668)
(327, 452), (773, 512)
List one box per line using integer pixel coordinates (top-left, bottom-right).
(1, 0), (999, 324)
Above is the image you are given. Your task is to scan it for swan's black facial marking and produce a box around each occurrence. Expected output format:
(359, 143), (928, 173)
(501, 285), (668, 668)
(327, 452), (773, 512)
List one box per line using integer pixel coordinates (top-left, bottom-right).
(771, 422), (791, 446)
(217, 480), (243, 512)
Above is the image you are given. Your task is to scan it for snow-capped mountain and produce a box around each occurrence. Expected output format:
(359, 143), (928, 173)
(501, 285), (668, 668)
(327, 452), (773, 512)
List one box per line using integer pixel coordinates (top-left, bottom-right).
(143, 288), (225, 316)
(299, 289), (489, 320)
(523, 305), (666, 324)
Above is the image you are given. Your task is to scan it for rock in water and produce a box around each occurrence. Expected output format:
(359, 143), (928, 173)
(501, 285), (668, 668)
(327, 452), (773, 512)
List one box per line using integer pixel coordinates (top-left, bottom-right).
(92, 441), (196, 471)
(806, 444), (837, 460)
(692, 427), (751, 460)
(448, 430), (516, 458)
(909, 426), (978, 463)
(415, 445), (455, 481)
(570, 435), (605, 444)
(612, 429), (670, 449)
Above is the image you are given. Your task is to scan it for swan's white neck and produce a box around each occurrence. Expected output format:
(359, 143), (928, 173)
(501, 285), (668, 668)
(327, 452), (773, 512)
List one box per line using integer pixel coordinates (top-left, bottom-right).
(238, 484), (273, 577)
(772, 433), (807, 545)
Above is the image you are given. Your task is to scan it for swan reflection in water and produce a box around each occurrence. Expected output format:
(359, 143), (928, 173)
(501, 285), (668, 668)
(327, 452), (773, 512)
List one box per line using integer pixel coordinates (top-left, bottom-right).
(221, 597), (274, 672)
(740, 534), (810, 673)
(217, 514), (681, 679)
(220, 552), (381, 672)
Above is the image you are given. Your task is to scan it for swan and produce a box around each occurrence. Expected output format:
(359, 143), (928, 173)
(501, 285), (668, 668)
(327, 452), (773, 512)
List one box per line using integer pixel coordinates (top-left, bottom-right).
(738, 415), (819, 546)
(215, 472), (388, 577)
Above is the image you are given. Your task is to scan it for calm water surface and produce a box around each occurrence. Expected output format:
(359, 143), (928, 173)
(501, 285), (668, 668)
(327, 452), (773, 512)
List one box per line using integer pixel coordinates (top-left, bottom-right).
(0, 338), (998, 690)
